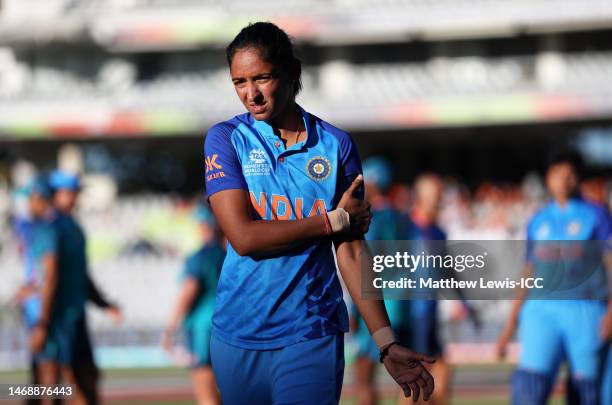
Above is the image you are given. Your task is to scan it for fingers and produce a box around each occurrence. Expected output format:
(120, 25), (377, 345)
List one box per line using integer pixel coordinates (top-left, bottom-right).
(421, 369), (435, 401)
(402, 369), (434, 401)
(345, 174), (364, 196)
(349, 201), (372, 234)
(410, 381), (420, 402)
(400, 382), (411, 398)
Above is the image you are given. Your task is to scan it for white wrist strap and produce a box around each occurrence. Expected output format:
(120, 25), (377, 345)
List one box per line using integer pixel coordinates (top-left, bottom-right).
(327, 208), (350, 233)
(372, 326), (397, 350)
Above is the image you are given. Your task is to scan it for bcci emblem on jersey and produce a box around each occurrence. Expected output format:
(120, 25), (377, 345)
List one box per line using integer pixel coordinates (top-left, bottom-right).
(307, 156), (331, 181)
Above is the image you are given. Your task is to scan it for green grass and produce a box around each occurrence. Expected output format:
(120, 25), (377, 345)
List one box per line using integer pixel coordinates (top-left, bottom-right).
(0, 365), (565, 405)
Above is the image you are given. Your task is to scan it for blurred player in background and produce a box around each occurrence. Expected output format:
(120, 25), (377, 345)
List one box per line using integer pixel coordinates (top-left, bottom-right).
(497, 150), (612, 405)
(15, 172), (121, 405)
(352, 156), (415, 405)
(204, 22), (435, 404)
(48, 169), (123, 404)
(13, 178), (56, 405)
(408, 173), (479, 405)
(163, 204), (225, 405)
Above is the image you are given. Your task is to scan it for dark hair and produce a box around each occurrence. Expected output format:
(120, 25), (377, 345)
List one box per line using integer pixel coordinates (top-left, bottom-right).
(226, 22), (302, 96)
(547, 148), (584, 175)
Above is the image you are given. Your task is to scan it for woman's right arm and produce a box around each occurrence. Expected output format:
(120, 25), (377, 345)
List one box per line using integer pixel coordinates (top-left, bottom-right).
(209, 176), (369, 256)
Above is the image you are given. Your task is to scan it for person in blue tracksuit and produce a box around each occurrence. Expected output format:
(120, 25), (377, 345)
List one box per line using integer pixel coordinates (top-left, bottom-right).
(497, 150), (611, 405)
(204, 22), (435, 404)
(163, 204), (225, 405)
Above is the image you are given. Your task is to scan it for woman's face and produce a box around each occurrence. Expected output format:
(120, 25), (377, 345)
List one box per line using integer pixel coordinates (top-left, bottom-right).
(230, 48), (293, 121)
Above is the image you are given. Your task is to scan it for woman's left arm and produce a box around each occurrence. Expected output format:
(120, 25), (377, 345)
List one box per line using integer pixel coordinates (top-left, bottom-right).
(335, 238), (436, 401)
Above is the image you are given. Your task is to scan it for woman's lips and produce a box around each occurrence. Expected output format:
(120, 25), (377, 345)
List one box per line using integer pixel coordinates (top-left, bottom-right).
(249, 104), (266, 114)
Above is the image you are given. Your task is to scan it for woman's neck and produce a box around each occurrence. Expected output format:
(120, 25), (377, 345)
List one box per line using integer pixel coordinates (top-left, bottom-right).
(272, 101), (304, 147)
(271, 100), (297, 130)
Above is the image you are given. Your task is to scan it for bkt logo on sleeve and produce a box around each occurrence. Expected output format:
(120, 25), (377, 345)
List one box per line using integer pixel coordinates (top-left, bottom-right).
(205, 154), (225, 180)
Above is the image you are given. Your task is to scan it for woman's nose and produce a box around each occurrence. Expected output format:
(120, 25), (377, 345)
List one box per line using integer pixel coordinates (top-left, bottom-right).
(246, 82), (261, 102)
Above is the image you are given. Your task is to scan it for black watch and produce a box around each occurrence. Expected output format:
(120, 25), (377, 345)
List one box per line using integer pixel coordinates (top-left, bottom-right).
(379, 342), (398, 363)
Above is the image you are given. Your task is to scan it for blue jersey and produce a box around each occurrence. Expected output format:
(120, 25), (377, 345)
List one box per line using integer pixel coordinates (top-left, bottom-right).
(526, 198), (611, 300)
(204, 105), (362, 349)
(181, 242), (225, 331)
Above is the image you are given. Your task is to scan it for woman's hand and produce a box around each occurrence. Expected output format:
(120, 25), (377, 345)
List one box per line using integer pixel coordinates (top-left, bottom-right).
(382, 343), (436, 401)
(337, 175), (371, 235)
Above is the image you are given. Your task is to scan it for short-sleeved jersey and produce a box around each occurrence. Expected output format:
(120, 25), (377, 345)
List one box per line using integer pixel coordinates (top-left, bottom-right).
(526, 198), (611, 300)
(181, 242), (225, 331)
(204, 105), (362, 349)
